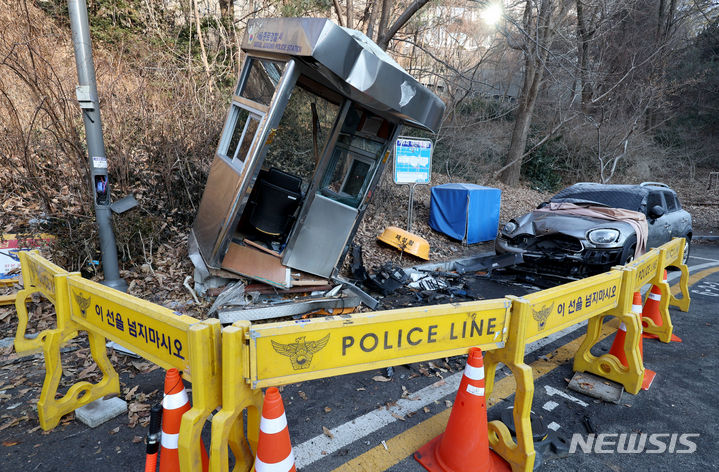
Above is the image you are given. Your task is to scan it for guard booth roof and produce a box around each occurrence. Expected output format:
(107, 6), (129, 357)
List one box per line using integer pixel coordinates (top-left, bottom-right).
(242, 17), (445, 132)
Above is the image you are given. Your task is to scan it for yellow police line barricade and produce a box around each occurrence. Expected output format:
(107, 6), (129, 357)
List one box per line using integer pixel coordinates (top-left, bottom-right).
(573, 268), (646, 394)
(0, 277), (19, 306)
(210, 299), (524, 472)
(65, 275), (222, 472)
(209, 321), (265, 472)
(483, 270), (627, 471)
(9, 251), (120, 430)
(13, 250), (78, 355)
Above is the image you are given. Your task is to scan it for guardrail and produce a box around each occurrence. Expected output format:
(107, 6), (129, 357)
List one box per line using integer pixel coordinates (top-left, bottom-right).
(12, 238), (691, 472)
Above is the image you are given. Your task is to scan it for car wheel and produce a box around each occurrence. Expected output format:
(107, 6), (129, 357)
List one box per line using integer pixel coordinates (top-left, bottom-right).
(682, 236), (691, 265)
(619, 235), (637, 265)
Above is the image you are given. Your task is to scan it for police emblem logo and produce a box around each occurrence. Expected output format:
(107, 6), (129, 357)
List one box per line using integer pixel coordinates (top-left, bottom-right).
(271, 334), (330, 370)
(73, 290), (92, 318)
(532, 302), (554, 331)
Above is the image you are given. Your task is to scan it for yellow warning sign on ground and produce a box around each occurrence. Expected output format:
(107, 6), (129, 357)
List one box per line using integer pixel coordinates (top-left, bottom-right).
(248, 299), (510, 387)
(523, 271), (623, 343)
(67, 275), (198, 373)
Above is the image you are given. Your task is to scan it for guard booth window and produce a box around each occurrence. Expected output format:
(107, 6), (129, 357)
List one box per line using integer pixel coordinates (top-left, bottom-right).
(219, 106), (262, 167)
(217, 59), (286, 170)
(237, 59), (285, 106)
(319, 108), (390, 208)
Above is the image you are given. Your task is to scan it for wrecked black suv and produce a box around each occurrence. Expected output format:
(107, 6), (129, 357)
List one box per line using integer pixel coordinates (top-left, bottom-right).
(496, 182), (692, 277)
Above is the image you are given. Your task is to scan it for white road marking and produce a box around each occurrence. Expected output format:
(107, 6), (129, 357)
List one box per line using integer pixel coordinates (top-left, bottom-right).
(544, 385), (588, 407)
(688, 255), (719, 263)
(294, 259), (718, 468)
(542, 401), (559, 412)
(547, 422), (561, 431)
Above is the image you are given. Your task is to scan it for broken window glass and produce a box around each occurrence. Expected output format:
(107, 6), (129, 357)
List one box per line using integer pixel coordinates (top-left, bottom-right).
(238, 59), (285, 106)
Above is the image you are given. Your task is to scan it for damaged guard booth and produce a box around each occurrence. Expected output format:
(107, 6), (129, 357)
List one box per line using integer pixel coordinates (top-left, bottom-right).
(191, 18), (445, 288)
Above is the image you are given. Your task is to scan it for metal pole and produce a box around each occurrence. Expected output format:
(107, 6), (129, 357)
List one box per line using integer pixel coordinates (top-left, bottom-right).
(407, 182), (418, 233)
(68, 0), (127, 292)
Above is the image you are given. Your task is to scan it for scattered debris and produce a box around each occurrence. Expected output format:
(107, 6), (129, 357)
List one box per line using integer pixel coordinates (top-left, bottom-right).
(568, 372), (623, 404)
(322, 426), (334, 439)
(367, 263), (410, 296)
(372, 375), (392, 383)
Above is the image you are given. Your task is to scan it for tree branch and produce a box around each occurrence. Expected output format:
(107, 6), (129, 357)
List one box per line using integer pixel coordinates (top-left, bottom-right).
(377, 0), (431, 50)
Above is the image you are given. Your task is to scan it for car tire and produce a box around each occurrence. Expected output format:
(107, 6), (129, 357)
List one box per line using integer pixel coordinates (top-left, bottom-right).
(619, 235), (637, 265)
(682, 236), (691, 265)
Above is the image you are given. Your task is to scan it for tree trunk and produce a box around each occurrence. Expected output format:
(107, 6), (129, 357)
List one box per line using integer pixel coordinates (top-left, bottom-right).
(499, 0), (557, 185)
(377, 0), (391, 44)
(347, 0), (354, 29)
(500, 59), (544, 185)
(366, 0), (378, 41)
(576, 0), (592, 113)
(218, 0), (233, 18)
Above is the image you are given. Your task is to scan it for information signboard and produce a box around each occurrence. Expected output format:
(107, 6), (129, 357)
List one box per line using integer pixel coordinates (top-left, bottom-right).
(393, 137), (433, 184)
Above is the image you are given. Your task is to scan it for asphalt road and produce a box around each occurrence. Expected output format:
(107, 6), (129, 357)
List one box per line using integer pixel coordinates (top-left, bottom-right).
(1, 243), (718, 471)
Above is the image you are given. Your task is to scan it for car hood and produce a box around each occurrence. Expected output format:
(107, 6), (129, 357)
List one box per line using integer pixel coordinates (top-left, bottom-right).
(510, 210), (633, 240)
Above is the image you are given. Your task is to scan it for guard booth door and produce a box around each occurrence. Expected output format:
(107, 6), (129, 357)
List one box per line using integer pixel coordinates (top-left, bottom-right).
(283, 105), (394, 277)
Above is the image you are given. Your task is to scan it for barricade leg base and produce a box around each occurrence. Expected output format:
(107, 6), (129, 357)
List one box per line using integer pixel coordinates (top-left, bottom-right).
(75, 396), (127, 428)
(37, 329), (120, 431)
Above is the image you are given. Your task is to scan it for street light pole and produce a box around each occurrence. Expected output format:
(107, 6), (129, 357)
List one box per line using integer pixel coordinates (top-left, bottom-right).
(68, 0), (127, 292)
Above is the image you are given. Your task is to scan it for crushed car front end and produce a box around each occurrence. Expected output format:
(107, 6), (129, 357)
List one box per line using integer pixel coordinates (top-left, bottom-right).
(495, 212), (637, 277)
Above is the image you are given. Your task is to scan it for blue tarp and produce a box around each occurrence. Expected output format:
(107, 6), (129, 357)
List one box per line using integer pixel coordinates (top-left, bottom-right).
(429, 184), (501, 244)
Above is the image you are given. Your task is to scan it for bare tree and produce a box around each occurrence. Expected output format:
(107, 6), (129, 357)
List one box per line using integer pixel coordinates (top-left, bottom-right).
(499, 0), (571, 185)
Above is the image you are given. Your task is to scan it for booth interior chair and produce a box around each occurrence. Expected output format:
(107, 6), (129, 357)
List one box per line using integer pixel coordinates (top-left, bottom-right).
(247, 167), (303, 249)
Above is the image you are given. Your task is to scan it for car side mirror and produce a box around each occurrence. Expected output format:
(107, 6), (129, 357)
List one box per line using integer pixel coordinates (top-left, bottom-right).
(649, 205), (665, 219)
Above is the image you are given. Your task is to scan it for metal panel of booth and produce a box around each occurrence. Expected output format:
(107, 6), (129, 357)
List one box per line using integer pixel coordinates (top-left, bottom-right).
(193, 157), (243, 266)
(283, 194), (357, 277)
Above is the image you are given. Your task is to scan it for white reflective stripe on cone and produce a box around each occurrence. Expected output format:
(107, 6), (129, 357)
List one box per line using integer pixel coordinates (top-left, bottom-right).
(632, 304), (643, 314)
(163, 390), (189, 410)
(466, 384), (485, 397)
(161, 432), (179, 449)
(648, 293), (661, 301)
(254, 448), (295, 472)
(619, 322), (627, 332)
(260, 414), (288, 435)
(463, 363), (484, 381)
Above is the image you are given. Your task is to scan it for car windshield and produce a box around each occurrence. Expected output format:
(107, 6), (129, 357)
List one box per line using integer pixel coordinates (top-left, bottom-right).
(550, 187), (645, 212)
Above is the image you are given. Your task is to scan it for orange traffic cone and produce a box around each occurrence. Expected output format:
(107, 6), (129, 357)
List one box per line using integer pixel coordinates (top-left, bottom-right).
(253, 387), (296, 472)
(414, 347), (510, 472)
(607, 292), (656, 390)
(159, 368), (209, 472)
(642, 270), (682, 342)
